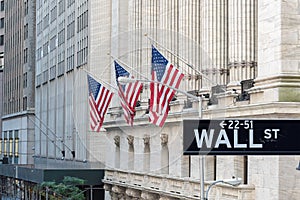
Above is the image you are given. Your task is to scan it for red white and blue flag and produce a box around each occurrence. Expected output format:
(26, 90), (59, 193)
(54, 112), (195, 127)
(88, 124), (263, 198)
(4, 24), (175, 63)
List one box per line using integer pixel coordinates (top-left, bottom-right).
(87, 74), (114, 132)
(149, 46), (184, 127)
(115, 61), (143, 125)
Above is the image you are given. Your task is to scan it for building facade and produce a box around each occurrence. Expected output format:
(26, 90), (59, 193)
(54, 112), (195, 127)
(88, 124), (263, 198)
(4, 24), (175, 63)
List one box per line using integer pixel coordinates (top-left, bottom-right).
(1, 0), (35, 165)
(34, 0), (111, 169)
(0, 0), (4, 150)
(102, 1), (300, 200)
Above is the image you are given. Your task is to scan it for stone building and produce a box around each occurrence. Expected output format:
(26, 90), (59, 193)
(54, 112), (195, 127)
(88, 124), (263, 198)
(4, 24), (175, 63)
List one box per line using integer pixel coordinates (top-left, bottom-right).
(102, 1), (300, 200)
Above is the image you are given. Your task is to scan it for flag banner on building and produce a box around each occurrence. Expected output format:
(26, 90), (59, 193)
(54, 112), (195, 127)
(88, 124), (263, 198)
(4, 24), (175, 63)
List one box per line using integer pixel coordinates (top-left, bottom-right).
(87, 74), (114, 132)
(149, 46), (184, 127)
(115, 61), (143, 125)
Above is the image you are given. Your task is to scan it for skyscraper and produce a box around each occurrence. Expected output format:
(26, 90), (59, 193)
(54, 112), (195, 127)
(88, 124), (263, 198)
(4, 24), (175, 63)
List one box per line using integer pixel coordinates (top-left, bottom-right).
(1, 0), (35, 165)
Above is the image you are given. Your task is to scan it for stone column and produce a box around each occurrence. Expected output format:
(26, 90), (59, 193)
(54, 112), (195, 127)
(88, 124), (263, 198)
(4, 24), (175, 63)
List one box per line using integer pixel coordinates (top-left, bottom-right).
(127, 135), (134, 170)
(160, 133), (169, 174)
(228, 0), (257, 88)
(143, 135), (150, 172)
(200, 0), (229, 89)
(114, 135), (120, 168)
(250, 0), (300, 103)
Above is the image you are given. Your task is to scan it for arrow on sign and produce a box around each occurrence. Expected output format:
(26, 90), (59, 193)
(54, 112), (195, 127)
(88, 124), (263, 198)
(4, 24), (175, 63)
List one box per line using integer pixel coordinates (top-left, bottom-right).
(220, 121), (227, 128)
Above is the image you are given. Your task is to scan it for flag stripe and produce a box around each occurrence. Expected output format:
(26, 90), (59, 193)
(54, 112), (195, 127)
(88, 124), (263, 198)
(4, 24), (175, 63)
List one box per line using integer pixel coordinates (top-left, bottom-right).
(114, 61), (143, 126)
(149, 46), (184, 127)
(88, 74), (113, 132)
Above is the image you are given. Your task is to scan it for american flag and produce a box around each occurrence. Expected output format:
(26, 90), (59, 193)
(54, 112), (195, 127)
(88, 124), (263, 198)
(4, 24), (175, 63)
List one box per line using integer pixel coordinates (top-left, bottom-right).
(115, 61), (143, 125)
(149, 46), (184, 127)
(87, 74), (114, 132)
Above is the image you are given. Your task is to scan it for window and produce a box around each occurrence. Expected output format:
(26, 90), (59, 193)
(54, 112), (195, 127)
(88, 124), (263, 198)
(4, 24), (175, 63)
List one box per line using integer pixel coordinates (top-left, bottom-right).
(36, 73), (42, 87)
(43, 70), (48, 84)
(0, 1), (4, 11)
(3, 131), (7, 157)
(0, 132), (2, 154)
(67, 12), (75, 40)
(0, 35), (3, 46)
(36, 47), (42, 60)
(0, 18), (4, 29)
(24, 48), (28, 63)
(57, 61), (64, 76)
(24, 23), (28, 39)
(58, 0), (65, 15)
(43, 14), (49, 29)
(37, 21), (42, 36)
(50, 6), (57, 22)
(57, 51), (65, 76)
(23, 97), (27, 111)
(67, 0), (75, 8)
(67, 45), (75, 72)
(49, 65), (56, 80)
(23, 72), (27, 88)
(77, 11), (88, 32)
(14, 130), (19, 159)
(67, 21), (75, 39)
(24, 0), (29, 15)
(0, 52), (3, 69)
(58, 29), (65, 46)
(9, 131), (13, 157)
(43, 42), (49, 57)
(49, 36), (57, 51)
(77, 36), (88, 67)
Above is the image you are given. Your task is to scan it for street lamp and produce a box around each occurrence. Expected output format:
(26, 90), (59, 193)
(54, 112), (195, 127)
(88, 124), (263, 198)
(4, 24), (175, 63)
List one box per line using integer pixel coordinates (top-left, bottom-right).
(205, 178), (242, 200)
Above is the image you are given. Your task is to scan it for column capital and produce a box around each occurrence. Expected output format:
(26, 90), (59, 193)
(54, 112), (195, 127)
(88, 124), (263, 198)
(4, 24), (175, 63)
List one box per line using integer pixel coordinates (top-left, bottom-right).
(143, 135), (150, 145)
(127, 135), (134, 146)
(114, 135), (120, 147)
(160, 133), (168, 145)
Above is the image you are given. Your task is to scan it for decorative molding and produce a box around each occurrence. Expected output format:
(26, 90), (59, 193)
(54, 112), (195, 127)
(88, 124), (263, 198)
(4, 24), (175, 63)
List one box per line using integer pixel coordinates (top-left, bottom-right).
(111, 185), (125, 194)
(141, 191), (159, 200)
(143, 135), (150, 145)
(228, 61), (257, 69)
(160, 133), (168, 145)
(103, 169), (255, 200)
(126, 188), (141, 198)
(127, 135), (134, 146)
(114, 135), (120, 147)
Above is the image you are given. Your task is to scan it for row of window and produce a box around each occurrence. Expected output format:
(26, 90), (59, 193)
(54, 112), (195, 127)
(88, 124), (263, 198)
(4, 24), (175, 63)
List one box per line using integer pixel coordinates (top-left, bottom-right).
(0, 130), (19, 164)
(3, 100), (21, 115)
(77, 11), (88, 33)
(36, 45), (87, 87)
(50, 6), (57, 23)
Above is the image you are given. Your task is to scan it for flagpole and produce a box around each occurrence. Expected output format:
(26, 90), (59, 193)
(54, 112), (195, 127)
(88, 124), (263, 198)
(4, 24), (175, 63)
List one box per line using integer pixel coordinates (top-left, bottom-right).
(144, 34), (214, 83)
(109, 54), (150, 81)
(82, 66), (143, 126)
(144, 36), (209, 200)
(80, 66), (119, 92)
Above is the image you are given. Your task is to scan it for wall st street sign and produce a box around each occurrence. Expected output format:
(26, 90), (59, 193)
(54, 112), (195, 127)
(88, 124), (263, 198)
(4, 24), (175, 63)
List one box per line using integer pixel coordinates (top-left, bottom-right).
(183, 119), (300, 155)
